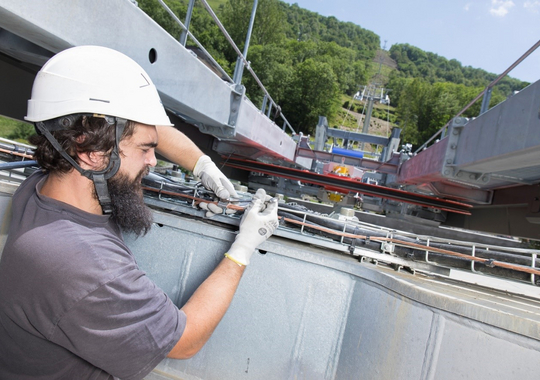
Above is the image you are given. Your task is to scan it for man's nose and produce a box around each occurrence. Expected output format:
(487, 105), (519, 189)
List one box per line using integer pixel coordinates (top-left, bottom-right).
(146, 150), (157, 167)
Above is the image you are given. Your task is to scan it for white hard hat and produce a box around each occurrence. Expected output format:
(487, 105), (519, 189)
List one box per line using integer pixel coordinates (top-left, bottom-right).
(25, 45), (173, 126)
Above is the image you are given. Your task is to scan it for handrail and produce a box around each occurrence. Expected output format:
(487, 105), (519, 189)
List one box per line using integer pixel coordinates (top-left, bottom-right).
(153, 0), (296, 135)
(414, 39), (540, 153)
(155, 0), (234, 83)
(198, 0), (296, 135)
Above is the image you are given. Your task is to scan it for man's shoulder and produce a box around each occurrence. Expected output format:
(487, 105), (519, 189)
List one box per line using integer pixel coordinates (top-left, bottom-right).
(3, 216), (139, 312)
(21, 217), (133, 273)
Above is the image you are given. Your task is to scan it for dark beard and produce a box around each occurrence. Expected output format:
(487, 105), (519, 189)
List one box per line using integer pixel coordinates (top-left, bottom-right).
(106, 167), (153, 237)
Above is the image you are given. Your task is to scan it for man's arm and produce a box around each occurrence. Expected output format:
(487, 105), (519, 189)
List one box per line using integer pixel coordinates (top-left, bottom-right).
(156, 125), (238, 201)
(156, 125), (203, 172)
(167, 189), (278, 359)
(167, 258), (244, 359)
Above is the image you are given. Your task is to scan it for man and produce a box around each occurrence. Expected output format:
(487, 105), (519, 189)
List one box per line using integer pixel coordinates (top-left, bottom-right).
(0, 45), (278, 379)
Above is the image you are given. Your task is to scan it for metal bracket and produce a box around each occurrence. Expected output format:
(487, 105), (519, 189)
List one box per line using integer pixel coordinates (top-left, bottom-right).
(381, 241), (395, 254)
(441, 117), (492, 186)
(197, 84), (245, 140)
(199, 123), (236, 140)
(227, 84), (245, 128)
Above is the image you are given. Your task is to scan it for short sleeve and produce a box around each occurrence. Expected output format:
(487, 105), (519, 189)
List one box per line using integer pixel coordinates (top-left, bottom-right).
(51, 268), (186, 380)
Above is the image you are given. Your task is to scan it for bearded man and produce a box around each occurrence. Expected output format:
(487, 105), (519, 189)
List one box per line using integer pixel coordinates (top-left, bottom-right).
(0, 45), (278, 379)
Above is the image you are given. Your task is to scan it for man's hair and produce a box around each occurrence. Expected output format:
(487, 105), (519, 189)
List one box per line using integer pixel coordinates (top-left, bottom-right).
(30, 115), (136, 173)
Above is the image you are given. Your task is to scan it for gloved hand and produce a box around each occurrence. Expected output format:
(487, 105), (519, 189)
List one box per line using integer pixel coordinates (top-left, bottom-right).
(193, 155), (239, 200)
(194, 155), (239, 217)
(199, 201), (237, 217)
(225, 189), (279, 266)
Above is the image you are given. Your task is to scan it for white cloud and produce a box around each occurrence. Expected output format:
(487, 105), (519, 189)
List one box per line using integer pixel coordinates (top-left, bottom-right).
(524, 0), (540, 12)
(464, 3), (472, 11)
(489, 0), (515, 16)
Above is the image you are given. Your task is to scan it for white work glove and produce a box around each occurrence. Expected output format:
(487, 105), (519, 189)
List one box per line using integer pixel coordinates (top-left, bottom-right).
(199, 201), (237, 217)
(193, 155), (239, 200)
(193, 155), (239, 217)
(225, 189), (279, 266)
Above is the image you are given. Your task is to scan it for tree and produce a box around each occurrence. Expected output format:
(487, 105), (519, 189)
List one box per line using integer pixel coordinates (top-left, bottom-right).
(220, 0), (286, 60)
(282, 59), (340, 134)
(397, 78), (430, 146)
(395, 79), (508, 148)
(241, 44), (293, 107)
(8, 122), (35, 143)
(316, 41), (366, 95)
(137, 0), (185, 38)
(389, 43), (527, 96)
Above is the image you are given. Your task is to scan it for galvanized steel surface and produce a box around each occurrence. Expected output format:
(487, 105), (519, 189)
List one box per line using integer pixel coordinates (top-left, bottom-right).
(125, 210), (540, 380)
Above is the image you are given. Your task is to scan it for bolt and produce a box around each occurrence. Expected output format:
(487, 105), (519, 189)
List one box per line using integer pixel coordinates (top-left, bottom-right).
(446, 159), (452, 164)
(469, 174), (476, 180)
(444, 170), (451, 176)
(451, 144), (457, 149)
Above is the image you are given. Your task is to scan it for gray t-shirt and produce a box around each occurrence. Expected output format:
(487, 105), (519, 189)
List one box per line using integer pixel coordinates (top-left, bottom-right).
(0, 171), (186, 379)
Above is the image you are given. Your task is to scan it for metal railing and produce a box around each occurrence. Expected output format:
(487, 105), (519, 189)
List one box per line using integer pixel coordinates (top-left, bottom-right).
(0, 138), (37, 184)
(281, 205), (540, 287)
(414, 39), (540, 154)
(154, 0), (296, 135)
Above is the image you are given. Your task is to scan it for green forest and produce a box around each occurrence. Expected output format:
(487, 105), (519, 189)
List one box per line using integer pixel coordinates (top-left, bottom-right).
(3, 0), (530, 150)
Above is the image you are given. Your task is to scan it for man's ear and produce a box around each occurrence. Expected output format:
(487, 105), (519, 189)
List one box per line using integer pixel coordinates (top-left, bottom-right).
(77, 151), (105, 170)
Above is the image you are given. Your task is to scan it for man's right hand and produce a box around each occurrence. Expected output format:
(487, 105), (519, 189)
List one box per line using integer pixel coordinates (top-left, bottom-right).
(225, 189), (278, 266)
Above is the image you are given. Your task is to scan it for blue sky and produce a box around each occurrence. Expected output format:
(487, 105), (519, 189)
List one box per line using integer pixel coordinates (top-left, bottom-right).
(282, 0), (540, 84)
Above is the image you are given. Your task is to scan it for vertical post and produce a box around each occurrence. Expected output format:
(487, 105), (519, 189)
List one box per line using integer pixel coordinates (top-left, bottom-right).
(179, 0), (196, 46)
(362, 96), (374, 134)
(314, 116), (328, 151)
(232, 0), (258, 84)
(360, 96), (374, 151)
(479, 86), (493, 115)
(266, 102), (273, 118)
(261, 94), (268, 114)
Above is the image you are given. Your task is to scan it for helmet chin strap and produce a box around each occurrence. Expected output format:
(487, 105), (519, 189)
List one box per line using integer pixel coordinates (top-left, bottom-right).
(35, 117), (126, 215)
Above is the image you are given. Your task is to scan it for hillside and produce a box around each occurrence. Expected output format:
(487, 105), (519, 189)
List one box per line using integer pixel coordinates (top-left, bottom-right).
(332, 48), (398, 147)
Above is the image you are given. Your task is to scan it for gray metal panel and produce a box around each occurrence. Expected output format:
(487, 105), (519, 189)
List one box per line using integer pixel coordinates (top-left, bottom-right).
(125, 210), (540, 380)
(213, 99), (296, 161)
(335, 281), (435, 380)
(434, 318), (540, 379)
(398, 138), (449, 184)
(0, 0), (296, 162)
(456, 81), (540, 177)
(495, 164), (540, 183)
